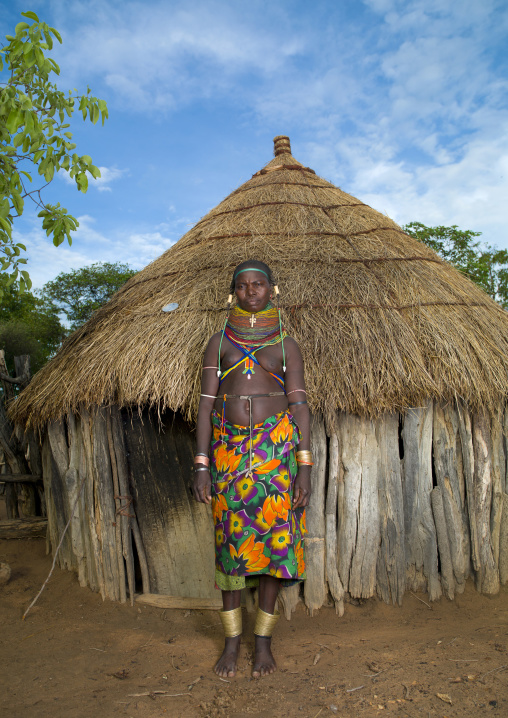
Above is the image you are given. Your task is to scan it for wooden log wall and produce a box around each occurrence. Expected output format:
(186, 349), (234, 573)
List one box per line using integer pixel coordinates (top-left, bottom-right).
(41, 399), (508, 614)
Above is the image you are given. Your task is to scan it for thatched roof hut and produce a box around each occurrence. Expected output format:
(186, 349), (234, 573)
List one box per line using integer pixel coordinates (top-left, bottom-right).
(12, 136), (508, 614)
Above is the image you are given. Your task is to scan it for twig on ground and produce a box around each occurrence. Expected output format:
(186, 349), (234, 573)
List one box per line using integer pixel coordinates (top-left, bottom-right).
(346, 685), (364, 693)
(89, 647), (106, 652)
(480, 665), (507, 681)
(409, 592), (432, 609)
(22, 474), (87, 620)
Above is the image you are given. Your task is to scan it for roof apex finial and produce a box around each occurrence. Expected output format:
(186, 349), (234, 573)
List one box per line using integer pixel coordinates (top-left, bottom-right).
(273, 135), (291, 157)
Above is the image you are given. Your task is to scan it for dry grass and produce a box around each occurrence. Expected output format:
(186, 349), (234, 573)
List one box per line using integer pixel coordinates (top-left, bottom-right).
(10, 138), (508, 429)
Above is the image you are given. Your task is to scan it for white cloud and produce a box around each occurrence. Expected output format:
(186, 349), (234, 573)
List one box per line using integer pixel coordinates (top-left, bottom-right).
(48, 0), (305, 110)
(15, 213), (175, 288)
(58, 165), (127, 192)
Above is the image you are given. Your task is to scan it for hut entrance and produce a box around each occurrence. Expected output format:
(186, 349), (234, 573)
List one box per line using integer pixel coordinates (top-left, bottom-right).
(123, 408), (215, 599)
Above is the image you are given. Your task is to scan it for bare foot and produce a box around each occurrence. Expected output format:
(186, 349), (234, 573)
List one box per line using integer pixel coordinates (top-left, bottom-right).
(252, 635), (276, 678)
(214, 635), (241, 678)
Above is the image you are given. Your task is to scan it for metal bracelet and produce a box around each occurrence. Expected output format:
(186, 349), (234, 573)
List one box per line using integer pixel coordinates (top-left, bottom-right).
(194, 466), (210, 472)
(288, 400), (308, 406)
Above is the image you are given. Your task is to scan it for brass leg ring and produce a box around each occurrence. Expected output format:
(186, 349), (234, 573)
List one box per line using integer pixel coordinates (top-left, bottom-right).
(219, 606), (242, 638)
(253, 607), (280, 638)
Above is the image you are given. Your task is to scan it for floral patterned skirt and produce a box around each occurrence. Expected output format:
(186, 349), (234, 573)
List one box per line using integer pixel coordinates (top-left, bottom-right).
(210, 409), (307, 591)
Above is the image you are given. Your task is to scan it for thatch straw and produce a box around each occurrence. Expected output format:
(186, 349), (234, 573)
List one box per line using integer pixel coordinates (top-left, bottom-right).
(10, 136), (508, 429)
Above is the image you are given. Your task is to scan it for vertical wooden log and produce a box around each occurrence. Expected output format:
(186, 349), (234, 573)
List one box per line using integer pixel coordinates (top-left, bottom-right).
(77, 414), (99, 593)
(303, 414), (327, 615)
(457, 402), (480, 572)
(499, 493), (508, 585)
(375, 413), (405, 606)
(504, 407), (508, 495)
(433, 403), (470, 591)
(338, 413), (380, 599)
(401, 401), (441, 601)
(80, 407), (107, 599)
(47, 419), (74, 571)
(106, 410), (127, 604)
(92, 408), (121, 602)
(278, 584), (300, 620)
(110, 406), (137, 604)
(65, 414), (87, 587)
(491, 409), (505, 568)
(431, 487), (455, 599)
(325, 433), (344, 615)
(472, 410), (499, 594)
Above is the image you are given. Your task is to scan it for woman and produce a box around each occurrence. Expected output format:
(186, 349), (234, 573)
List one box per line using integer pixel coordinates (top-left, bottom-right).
(193, 260), (312, 678)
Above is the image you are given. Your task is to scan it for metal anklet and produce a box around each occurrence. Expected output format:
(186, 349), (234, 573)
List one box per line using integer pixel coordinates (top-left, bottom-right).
(219, 607), (242, 637)
(253, 607), (280, 638)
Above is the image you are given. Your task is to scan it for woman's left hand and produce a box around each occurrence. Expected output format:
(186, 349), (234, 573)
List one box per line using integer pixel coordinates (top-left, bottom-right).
(293, 466), (312, 508)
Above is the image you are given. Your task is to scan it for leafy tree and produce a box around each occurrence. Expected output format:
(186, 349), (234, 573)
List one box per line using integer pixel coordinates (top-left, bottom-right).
(404, 222), (508, 308)
(0, 277), (64, 373)
(42, 262), (137, 330)
(0, 10), (108, 297)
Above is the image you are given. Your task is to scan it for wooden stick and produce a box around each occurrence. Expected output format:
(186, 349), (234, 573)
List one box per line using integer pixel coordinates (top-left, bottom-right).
(325, 431), (344, 615)
(0, 474), (42, 483)
(110, 406), (136, 605)
(106, 409), (127, 604)
(0, 518), (47, 539)
(23, 472), (86, 620)
(136, 594), (223, 610)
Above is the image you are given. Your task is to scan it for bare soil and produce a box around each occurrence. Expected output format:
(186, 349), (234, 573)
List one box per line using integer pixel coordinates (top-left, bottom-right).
(1, 537), (507, 718)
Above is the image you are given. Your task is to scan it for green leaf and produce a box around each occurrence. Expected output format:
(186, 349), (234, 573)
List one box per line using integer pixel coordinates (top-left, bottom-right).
(15, 22), (30, 33)
(50, 26), (62, 43)
(81, 154), (92, 165)
(21, 11), (40, 21)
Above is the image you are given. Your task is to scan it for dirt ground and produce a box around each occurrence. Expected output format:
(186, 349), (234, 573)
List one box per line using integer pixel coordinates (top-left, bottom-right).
(1, 537), (507, 718)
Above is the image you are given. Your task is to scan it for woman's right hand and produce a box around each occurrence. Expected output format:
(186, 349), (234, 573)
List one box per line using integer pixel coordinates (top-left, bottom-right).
(193, 470), (212, 504)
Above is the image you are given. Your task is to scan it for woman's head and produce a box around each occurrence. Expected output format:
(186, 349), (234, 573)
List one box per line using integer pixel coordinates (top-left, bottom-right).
(230, 260), (274, 292)
(230, 260), (275, 313)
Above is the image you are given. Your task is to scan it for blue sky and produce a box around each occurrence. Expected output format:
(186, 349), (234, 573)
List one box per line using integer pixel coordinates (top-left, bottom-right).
(2, 0), (508, 289)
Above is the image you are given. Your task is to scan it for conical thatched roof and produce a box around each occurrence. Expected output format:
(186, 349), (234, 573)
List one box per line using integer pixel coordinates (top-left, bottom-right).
(12, 135), (508, 429)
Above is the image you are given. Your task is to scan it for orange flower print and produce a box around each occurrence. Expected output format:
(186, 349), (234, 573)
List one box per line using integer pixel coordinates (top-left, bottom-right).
(253, 457), (281, 475)
(268, 494), (291, 522)
(270, 413), (293, 445)
(212, 494), (228, 524)
(295, 539), (305, 575)
(230, 533), (270, 572)
(215, 444), (242, 474)
(252, 497), (278, 535)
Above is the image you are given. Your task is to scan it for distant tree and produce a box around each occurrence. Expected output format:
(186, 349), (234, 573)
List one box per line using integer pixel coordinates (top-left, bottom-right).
(42, 262), (137, 330)
(0, 277), (64, 373)
(0, 10), (108, 297)
(404, 222), (508, 308)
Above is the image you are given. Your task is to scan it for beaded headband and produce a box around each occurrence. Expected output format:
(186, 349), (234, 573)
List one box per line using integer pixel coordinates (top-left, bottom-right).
(234, 267), (269, 280)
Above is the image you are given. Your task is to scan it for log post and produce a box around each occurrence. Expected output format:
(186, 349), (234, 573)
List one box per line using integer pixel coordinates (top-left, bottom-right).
(46, 419), (74, 571)
(433, 402), (470, 591)
(491, 409), (505, 568)
(472, 410), (499, 594)
(499, 493), (508, 585)
(401, 401), (441, 601)
(325, 432), (344, 615)
(375, 413), (405, 606)
(338, 413), (379, 600)
(457, 402), (480, 572)
(303, 414), (327, 615)
(80, 407), (107, 599)
(431, 487), (455, 599)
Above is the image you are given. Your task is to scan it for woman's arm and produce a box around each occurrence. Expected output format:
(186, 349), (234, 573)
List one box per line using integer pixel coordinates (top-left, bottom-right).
(283, 338), (311, 508)
(193, 334), (221, 505)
